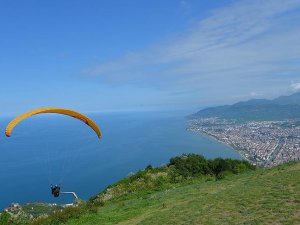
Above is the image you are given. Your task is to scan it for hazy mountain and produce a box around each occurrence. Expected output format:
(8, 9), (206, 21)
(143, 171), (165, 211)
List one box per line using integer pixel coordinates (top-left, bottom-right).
(191, 92), (300, 121)
(273, 92), (300, 105)
(233, 92), (300, 107)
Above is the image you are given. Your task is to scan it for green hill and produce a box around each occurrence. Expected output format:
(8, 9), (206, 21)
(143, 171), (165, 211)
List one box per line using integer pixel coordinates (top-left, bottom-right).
(2, 155), (300, 225)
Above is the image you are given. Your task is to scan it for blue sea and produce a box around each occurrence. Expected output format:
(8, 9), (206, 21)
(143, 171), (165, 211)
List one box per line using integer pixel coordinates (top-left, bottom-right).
(0, 111), (241, 210)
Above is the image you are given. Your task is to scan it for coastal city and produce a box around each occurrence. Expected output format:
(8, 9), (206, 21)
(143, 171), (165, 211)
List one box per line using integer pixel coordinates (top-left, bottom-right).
(188, 118), (300, 167)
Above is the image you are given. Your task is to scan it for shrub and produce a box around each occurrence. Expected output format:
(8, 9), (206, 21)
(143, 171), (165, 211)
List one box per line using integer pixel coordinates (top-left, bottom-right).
(0, 212), (11, 225)
(169, 154), (255, 179)
(169, 154), (210, 177)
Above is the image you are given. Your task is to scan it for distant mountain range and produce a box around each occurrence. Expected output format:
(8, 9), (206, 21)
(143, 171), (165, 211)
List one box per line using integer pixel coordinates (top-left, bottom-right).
(191, 92), (300, 121)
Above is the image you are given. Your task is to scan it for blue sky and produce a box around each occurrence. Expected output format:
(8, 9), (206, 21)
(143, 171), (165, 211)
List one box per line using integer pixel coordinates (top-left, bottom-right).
(1, 0), (300, 116)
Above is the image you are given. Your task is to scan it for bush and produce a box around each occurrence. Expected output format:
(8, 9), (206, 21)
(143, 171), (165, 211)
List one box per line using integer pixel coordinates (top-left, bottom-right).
(169, 154), (255, 179)
(168, 154), (210, 178)
(216, 171), (232, 180)
(0, 212), (11, 225)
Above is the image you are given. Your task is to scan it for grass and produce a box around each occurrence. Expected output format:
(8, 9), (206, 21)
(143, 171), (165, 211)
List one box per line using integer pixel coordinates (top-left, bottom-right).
(22, 203), (64, 219)
(6, 155), (293, 225)
(57, 162), (300, 225)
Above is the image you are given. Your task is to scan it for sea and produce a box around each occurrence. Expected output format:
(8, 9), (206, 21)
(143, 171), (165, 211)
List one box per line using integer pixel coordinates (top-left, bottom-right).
(0, 110), (241, 210)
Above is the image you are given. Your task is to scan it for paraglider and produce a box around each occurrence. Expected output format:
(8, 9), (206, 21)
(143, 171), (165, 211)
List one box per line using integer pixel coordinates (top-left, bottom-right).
(5, 107), (102, 199)
(5, 107), (101, 138)
(51, 185), (61, 197)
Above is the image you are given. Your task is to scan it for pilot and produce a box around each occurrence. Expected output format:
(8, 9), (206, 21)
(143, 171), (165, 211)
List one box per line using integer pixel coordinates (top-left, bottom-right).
(51, 185), (61, 197)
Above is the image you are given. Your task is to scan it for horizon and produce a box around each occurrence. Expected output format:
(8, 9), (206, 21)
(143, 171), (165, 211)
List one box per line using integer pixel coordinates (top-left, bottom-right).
(1, 91), (299, 119)
(1, 0), (300, 116)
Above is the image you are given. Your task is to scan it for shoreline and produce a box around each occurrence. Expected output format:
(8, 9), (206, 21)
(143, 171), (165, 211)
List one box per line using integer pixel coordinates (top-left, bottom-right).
(189, 129), (253, 163)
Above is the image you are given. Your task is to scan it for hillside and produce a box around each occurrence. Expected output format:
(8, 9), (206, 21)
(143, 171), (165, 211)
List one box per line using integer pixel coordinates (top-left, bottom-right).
(4, 155), (298, 225)
(191, 92), (300, 121)
(57, 162), (300, 225)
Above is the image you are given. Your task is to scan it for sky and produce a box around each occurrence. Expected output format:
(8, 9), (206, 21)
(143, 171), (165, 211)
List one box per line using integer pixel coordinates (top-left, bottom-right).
(1, 0), (300, 116)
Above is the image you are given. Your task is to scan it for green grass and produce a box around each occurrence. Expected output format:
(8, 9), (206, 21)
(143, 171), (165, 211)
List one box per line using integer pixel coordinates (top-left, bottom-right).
(51, 162), (300, 225)
(2, 156), (298, 225)
(22, 203), (63, 219)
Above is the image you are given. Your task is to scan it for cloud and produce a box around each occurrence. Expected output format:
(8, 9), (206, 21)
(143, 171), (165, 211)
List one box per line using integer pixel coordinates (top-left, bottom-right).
(85, 0), (300, 103)
(290, 82), (300, 91)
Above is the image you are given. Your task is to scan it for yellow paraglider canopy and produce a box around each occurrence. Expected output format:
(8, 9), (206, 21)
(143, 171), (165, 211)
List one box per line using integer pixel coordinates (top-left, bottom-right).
(5, 107), (101, 138)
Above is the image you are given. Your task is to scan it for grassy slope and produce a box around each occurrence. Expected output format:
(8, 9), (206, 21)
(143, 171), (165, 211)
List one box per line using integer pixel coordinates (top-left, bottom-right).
(64, 162), (300, 225)
(22, 203), (64, 218)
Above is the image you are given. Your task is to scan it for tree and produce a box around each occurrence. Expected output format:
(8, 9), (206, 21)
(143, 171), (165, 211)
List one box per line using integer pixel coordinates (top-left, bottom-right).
(0, 212), (11, 225)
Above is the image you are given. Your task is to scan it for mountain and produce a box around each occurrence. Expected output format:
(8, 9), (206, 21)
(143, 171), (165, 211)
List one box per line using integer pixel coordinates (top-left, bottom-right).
(234, 92), (300, 106)
(191, 92), (300, 121)
(273, 92), (300, 105)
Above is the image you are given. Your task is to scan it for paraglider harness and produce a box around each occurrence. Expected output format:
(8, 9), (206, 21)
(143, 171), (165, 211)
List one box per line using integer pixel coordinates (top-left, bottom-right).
(51, 185), (61, 197)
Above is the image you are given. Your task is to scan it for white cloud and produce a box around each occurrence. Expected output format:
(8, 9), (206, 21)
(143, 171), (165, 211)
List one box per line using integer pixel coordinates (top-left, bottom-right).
(290, 82), (300, 91)
(85, 0), (300, 104)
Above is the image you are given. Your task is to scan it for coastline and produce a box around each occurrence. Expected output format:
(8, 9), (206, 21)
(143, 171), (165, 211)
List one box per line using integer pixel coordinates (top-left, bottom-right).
(189, 129), (252, 163)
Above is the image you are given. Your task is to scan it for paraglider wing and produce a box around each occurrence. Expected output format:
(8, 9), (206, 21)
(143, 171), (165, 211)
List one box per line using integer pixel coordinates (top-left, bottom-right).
(5, 108), (101, 138)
